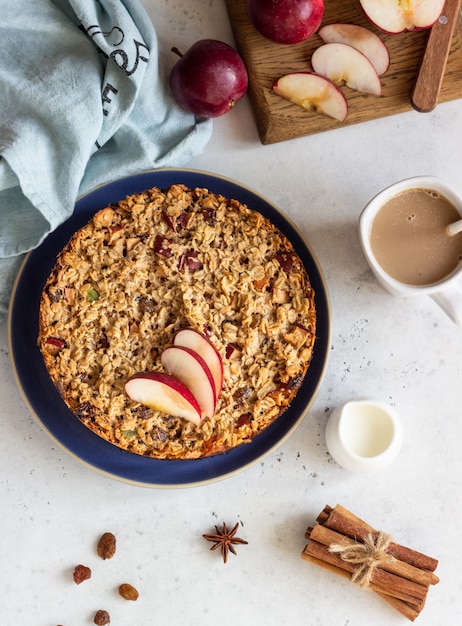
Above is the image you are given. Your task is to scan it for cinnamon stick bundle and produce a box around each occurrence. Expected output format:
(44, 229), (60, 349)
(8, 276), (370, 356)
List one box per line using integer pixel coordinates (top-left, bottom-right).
(302, 504), (439, 622)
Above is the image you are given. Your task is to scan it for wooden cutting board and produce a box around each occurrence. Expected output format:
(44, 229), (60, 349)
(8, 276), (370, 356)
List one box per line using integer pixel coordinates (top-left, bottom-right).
(224, 0), (462, 144)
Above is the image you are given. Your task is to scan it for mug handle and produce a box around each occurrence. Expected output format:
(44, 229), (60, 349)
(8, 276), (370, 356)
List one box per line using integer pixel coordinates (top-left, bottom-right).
(431, 281), (462, 326)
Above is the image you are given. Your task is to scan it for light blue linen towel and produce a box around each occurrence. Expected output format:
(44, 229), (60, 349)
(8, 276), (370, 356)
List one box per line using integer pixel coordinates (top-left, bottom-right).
(0, 0), (212, 320)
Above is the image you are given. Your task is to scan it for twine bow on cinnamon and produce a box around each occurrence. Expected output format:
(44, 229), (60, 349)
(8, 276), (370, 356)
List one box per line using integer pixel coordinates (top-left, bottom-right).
(328, 531), (394, 589)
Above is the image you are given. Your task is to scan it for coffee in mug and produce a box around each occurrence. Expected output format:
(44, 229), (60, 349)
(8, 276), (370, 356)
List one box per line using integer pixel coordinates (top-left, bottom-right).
(369, 188), (462, 286)
(359, 176), (462, 326)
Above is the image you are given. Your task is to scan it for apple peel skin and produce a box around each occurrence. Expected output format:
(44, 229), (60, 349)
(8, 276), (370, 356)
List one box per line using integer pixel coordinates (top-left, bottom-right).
(173, 328), (224, 397)
(125, 372), (202, 425)
(311, 43), (382, 96)
(359, 0), (445, 34)
(318, 23), (390, 76)
(161, 346), (217, 419)
(273, 72), (348, 122)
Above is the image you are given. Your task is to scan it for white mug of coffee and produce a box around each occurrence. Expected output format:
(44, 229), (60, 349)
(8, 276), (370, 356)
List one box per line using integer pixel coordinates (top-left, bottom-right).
(359, 176), (462, 326)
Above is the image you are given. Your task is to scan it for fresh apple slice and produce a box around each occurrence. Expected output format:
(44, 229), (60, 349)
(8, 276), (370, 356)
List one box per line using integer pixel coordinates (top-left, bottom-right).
(318, 23), (390, 76)
(311, 42), (382, 95)
(125, 371), (202, 425)
(161, 346), (216, 418)
(173, 328), (224, 396)
(359, 0), (445, 34)
(273, 72), (348, 121)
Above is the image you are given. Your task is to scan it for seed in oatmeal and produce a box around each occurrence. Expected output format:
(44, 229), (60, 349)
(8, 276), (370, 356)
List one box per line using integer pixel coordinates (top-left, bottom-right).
(94, 609), (110, 625)
(119, 583), (139, 601)
(97, 532), (117, 559)
(73, 564), (91, 584)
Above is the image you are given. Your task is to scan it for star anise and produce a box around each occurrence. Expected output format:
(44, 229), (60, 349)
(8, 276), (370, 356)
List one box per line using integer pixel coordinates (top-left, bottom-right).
(202, 522), (248, 563)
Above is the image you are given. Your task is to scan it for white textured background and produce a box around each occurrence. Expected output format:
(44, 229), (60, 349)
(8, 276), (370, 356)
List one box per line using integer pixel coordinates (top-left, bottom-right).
(1, 1), (462, 624)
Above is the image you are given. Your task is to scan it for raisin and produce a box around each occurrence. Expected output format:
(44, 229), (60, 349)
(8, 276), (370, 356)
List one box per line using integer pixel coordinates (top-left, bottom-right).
(75, 401), (96, 421)
(94, 609), (110, 625)
(153, 426), (168, 444)
(203, 208), (217, 222)
(97, 532), (117, 560)
(287, 373), (303, 390)
(73, 564), (91, 584)
(48, 288), (62, 302)
(233, 386), (252, 406)
(133, 405), (151, 420)
(137, 296), (156, 313)
(97, 334), (109, 350)
(119, 583), (139, 601)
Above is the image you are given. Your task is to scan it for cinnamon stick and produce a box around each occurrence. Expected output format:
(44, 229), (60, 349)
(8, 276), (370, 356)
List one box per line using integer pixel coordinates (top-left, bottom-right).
(303, 538), (427, 607)
(306, 524), (439, 587)
(374, 591), (421, 622)
(302, 504), (439, 621)
(302, 552), (421, 622)
(316, 504), (439, 573)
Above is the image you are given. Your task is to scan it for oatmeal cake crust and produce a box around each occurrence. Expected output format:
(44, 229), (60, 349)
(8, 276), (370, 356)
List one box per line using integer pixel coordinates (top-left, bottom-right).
(38, 184), (316, 459)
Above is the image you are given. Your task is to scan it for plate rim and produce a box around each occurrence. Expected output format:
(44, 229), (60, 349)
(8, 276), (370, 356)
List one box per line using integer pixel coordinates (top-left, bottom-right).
(7, 167), (331, 488)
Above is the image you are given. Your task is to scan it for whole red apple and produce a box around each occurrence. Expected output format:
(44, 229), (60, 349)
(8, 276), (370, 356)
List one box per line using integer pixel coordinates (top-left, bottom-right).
(247, 0), (324, 44)
(169, 39), (248, 118)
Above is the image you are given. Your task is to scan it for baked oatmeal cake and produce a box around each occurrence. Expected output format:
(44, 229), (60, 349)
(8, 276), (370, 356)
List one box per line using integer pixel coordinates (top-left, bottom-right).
(38, 184), (316, 459)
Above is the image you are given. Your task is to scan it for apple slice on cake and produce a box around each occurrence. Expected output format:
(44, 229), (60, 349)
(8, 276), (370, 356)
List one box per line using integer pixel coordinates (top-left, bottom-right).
(125, 372), (203, 425)
(173, 328), (224, 397)
(161, 345), (217, 419)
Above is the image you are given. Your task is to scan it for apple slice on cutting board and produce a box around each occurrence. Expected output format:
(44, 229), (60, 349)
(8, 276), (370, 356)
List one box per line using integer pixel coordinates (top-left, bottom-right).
(125, 371), (202, 425)
(173, 328), (224, 396)
(273, 72), (348, 121)
(359, 0), (445, 34)
(311, 42), (382, 95)
(161, 346), (217, 419)
(318, 23), (390, 76)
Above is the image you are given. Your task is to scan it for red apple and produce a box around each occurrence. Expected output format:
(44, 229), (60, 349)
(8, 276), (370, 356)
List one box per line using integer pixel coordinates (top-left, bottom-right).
(125, 371), (202, 425)
(173, 328), (224, 396)
(359, 0), (445, 33)
(247, 0), (324, 44)
(161, 346), (217, 419)
(318, 23), (390, 76)
(273, 72), (348, 121)
(169, 39), (248, 117)
(311, 43), (382, 95)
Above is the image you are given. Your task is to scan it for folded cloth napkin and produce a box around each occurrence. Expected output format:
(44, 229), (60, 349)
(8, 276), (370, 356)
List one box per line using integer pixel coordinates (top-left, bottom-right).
(0, 0), (212, 320)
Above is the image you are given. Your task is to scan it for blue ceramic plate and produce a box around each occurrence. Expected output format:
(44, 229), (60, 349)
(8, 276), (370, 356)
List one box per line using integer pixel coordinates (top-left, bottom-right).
(8, 169), (330, 488)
